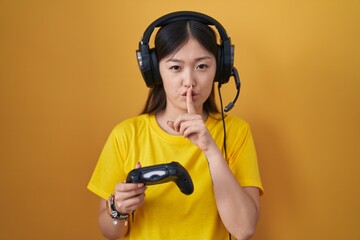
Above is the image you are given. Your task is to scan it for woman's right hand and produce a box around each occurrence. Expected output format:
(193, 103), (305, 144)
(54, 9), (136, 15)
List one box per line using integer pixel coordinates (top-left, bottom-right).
(98, 163), (146, 239)
(113, 162), (146, 214)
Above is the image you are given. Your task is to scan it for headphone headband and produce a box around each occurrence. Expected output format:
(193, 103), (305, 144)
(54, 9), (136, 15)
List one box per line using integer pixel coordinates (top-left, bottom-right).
(141, 11), (230, 45)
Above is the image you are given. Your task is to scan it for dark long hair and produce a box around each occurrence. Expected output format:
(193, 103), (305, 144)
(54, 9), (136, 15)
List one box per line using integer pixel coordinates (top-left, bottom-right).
(141, 20), (220, 114)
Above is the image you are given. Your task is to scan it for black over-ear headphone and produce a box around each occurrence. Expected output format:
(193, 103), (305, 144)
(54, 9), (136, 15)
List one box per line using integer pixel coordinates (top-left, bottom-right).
(136, 11), (241, 112)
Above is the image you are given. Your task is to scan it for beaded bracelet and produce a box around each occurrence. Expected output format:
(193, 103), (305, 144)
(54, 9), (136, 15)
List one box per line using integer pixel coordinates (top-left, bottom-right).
(107, 194), (129, 225)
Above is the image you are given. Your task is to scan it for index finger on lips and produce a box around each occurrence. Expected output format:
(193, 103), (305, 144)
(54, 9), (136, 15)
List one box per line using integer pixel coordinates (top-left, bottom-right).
(187, 86), (196, 114)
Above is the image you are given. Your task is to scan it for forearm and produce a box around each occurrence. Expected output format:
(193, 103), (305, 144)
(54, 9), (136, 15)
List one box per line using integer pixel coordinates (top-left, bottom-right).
(98, 199), (129, 240)
(203, 143), (260, 240)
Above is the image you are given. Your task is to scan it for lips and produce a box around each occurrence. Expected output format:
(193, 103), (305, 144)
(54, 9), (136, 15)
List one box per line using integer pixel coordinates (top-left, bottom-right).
(181, 90), (198, 96)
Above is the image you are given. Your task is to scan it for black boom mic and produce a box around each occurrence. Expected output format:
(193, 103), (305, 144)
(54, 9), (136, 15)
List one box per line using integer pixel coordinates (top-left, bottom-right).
(224, 67), (241, 112)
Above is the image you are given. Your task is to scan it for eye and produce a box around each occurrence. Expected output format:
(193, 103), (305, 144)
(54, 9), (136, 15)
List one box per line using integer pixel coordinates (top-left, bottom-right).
(197, 64), (208, 70)
(170, 65), (182, 71)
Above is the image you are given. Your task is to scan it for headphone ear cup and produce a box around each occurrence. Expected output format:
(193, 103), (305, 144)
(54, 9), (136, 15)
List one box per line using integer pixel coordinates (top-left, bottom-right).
(150, 49), (162, 86)
(136, 47), (162, 88)
(214, 45), (222, 84)
(137, 45), (155, 88)
(220, 39), (234, 84)
(215, 45), (230, 84)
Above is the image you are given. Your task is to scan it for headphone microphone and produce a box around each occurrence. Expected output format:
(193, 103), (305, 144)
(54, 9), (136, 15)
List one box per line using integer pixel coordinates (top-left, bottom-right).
(223, 67), (241, 112)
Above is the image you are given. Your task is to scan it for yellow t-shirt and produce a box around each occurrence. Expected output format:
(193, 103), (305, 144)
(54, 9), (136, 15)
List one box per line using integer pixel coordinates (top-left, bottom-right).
(87, 113), (263, 239)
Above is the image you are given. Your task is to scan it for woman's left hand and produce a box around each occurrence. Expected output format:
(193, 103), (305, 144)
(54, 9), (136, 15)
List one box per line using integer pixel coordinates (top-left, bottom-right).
(167, 87), (215, 152)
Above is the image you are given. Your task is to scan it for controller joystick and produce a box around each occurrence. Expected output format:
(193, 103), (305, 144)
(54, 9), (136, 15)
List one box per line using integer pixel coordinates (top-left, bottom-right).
(126, 161), (194, 195)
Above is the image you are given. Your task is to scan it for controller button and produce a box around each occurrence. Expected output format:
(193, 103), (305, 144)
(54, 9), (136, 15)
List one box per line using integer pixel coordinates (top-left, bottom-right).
(143, 170), (166, 179)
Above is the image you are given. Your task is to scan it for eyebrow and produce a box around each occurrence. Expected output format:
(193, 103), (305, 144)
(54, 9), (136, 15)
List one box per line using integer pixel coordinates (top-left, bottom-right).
(165, 56), (213, 63)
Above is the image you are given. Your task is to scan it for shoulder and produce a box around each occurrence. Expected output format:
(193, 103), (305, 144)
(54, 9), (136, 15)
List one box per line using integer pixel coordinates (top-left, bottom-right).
(225, 115), (250, 129)
(112, 114), (151, 134)
(208, 112), (250, 129)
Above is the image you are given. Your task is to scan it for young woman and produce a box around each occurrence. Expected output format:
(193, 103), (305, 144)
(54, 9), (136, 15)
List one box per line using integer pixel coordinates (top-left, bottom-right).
(88, 11), (263, 240)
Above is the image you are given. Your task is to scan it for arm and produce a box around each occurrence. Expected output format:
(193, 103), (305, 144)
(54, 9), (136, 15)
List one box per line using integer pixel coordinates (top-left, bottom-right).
(203, 142), (260, 240)
(97, 179), (146, 239)
(98, 198), (129, 240)
(170, 118), (260, 239)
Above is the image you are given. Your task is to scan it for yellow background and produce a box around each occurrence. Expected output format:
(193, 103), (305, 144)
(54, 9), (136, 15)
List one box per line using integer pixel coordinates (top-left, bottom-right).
(1, 1), (359, 239)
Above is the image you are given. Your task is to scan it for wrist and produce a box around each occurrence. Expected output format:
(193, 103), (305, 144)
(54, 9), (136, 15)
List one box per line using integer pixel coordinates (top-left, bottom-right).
(106, 194), (129, 225)
(202, 141), (222, 158)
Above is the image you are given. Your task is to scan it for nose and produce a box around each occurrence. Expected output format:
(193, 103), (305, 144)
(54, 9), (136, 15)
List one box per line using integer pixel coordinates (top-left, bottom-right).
(183, 69), (196, 87)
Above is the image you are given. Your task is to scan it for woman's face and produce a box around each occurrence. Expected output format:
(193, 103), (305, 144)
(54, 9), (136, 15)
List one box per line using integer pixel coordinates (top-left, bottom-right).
(159, 37), (216, 115)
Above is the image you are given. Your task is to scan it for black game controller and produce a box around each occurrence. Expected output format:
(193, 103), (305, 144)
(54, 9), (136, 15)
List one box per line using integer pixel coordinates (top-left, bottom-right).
(126, 161), (194, 195)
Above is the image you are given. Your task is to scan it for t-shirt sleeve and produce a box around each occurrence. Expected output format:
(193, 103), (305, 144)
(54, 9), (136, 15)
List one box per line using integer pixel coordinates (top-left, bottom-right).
(228, 120), (264, 195)
(87, 128), (127, 200)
